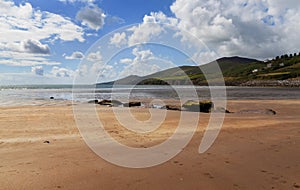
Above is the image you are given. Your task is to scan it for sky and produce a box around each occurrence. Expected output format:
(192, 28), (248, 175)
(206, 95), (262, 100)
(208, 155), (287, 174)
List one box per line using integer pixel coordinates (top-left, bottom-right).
(0, 0), (299, 85)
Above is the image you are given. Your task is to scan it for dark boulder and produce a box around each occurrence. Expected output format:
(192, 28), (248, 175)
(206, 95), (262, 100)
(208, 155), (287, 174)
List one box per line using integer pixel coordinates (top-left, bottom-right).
(182, 100), (214, 113)
(88, 100), (99, 104)
(236, 109), (276, 115)
(166, 105), (181, 111)
(98, 99), (112, 106)
(123, 102), (141, 107)
(111, 100), (123, 106)
(98, 99), (123, 107)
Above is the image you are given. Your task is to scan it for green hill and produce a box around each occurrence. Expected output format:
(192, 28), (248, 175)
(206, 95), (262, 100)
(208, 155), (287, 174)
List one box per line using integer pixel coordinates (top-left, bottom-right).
(97, 53), (300, 87)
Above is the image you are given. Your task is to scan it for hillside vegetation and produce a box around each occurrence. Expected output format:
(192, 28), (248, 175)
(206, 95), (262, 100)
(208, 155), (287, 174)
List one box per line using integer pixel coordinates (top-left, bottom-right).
(98, 52), (300, 87)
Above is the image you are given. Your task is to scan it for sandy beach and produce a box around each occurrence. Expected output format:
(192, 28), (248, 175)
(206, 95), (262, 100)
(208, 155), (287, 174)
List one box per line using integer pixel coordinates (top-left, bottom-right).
(0, 100), (300, 190)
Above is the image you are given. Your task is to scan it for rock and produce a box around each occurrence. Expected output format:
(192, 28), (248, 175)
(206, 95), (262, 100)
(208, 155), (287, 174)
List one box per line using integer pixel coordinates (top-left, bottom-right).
(111, 100), (123, 106)
(182, 100), (214, 113)
(123, 102), (141, 107)
(213, 107), (231, 113)
(166, 105), (181, 111)
(50, 97), (54, 100)
(236, 109), (276, 115)
(43, 140), (50, 144)
(98, 99), (123, 107)
(98, 99), (112, 106)
(88, 100), (98, 104)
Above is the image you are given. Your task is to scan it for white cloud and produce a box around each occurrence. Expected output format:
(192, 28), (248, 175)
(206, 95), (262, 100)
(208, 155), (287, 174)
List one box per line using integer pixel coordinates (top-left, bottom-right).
(86, 51), (102, 62)
(191, 51), (219, 65)
(1, 39), (50, 56)
(0, 1), (84, 43)
(0, 72), (76, 85)
(111, 1), (299, 62)
(127, 12), (178, 46)
(118, 47), (174, 78)
(31, 66), (44, 76)
(75, 49), (119, 83)
(91, 63), (113, 78)
(76, 64), (88, 77)
(106, 16), (125, 25)
(119, 58), (132, 64)
(65, 51), (84, 60)
(170, 0), (300, 59)
(0, 73), (44, 85)
(76, 62), (116, 83)
(22, 40), (50, 54)
(76, 4), (106, 31)
(132, 47), (153, 60)
(76, 47), (175, 83)
(0, 59), (60, 67)
(0, 47), (60, 67)
(110, 32), (127, 47)
(51, 66), (75, 77)
(0, 0), (85, 67)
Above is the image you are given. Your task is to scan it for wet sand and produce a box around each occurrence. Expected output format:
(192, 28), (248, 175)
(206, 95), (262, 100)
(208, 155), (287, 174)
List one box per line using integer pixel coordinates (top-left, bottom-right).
(0, 100), (300, 190)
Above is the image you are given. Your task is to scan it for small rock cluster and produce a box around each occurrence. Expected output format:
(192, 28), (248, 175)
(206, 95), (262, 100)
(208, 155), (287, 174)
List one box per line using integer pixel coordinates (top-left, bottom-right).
(88, 99), (142, 107)
(88, 99), (276, 115)
(89, 99), (231, 113)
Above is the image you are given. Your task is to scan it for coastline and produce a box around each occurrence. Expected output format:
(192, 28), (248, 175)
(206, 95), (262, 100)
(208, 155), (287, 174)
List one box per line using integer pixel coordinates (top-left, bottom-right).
(1, 85), (300, 108)
(234, 79), (300, 87)
(191, 79), (300, 87)
(0, 99), (299, 189)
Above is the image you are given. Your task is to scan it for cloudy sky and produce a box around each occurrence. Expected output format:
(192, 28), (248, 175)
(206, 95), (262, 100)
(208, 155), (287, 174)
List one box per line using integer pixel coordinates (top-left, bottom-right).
(0, 0), (299, 85)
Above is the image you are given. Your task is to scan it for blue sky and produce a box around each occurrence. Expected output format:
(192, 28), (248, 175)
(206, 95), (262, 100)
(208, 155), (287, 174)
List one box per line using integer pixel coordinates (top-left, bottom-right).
(0, 0), (299, 85)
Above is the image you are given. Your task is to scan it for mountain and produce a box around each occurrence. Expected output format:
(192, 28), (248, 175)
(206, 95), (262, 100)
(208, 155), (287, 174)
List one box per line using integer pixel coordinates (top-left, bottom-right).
(97, 54), (300, 87)
(100, 75), (142, 86)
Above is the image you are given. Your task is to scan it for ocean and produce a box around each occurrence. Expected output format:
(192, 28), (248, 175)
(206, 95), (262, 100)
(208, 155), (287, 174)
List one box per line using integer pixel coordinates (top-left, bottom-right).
(0, 85), (299, 106)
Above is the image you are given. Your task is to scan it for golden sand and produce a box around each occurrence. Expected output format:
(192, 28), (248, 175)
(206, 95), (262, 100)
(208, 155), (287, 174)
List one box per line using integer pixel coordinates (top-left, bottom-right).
(0, 100), (299, 190)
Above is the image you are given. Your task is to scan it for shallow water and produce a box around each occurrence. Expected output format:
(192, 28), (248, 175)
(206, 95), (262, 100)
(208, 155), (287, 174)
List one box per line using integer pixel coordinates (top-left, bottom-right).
(0, 85), (299, 106)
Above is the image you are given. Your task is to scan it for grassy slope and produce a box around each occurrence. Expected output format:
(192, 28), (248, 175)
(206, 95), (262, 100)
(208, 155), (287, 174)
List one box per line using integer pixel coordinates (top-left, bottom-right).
(224, 54), (300, 81)
(97, 53), (300, 86)
(145, 54), (300, 85)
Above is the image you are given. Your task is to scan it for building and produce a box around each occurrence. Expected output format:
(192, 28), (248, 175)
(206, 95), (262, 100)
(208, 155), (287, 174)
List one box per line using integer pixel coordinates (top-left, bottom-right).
(267, 63), (272, 68)
(279, 62), (285, 67)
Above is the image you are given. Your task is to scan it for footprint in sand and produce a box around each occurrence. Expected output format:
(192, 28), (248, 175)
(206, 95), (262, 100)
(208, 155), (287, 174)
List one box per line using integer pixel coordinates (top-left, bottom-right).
(203, 172), (214, 179)
(233, 184), (240, 189)
(280, 180), (287, 184)
(173, 160), (184, 166)
(294, 183), (300, 188)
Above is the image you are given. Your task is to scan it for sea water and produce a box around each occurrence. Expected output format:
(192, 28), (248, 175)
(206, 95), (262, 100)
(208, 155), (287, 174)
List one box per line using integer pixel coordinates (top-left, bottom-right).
(0, 85), (299, 107)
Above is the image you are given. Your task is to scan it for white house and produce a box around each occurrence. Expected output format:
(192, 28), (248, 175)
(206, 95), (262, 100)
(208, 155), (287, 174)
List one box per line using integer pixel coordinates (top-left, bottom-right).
(279, 62), (285, 67)
(267, 63), (272, 68)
